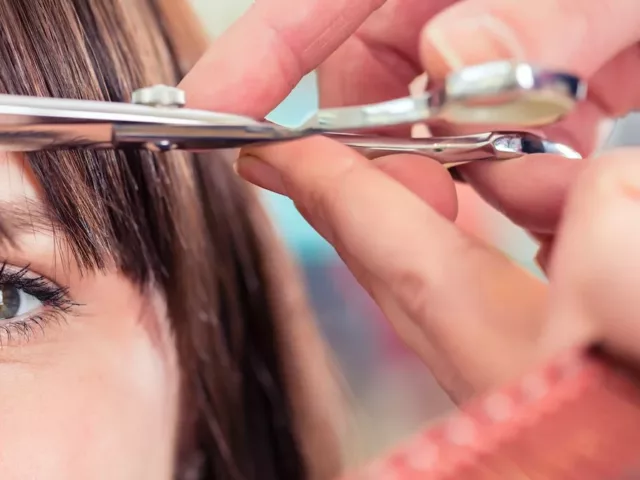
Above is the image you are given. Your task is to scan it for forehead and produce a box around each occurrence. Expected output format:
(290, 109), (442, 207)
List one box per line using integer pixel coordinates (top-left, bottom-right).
(0, 153), (67, 281)
(0, 153), (53, 239)
(0, 153), (41, 201)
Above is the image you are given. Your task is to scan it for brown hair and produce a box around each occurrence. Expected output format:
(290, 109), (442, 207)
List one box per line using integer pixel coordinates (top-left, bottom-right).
(0, 0), (342, 478)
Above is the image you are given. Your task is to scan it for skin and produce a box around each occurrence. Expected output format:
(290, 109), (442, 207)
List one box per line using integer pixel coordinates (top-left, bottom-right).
(0, 153), (179, 479)
(0, 2), (635, 477)
(3, 1), (635, 476)
(181, 0), (640, 400)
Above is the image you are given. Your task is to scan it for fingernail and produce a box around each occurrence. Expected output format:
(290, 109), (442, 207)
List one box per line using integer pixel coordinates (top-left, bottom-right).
(234, 155), (287, 196)
(422, 12), (525, 76)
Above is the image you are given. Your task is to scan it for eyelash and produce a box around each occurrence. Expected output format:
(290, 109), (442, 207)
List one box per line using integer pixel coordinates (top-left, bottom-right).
(0, 262), (76, 345)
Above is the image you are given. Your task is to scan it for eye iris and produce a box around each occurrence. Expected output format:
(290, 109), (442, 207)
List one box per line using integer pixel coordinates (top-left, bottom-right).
(0, 285), (20, 319)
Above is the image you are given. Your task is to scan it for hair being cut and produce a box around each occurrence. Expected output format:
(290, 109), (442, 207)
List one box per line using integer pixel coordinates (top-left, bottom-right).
(0, 0), (342, 478)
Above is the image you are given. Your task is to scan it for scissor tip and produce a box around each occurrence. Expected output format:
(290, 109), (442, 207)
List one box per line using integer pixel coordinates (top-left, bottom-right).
(541, 140), (582, 160)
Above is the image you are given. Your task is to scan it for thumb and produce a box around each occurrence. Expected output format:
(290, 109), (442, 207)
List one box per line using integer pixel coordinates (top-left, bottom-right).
(541, 148), (640, 365)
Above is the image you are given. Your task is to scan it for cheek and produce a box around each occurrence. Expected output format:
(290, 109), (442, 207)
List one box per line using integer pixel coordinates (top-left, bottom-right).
(0, 287), (179, 480)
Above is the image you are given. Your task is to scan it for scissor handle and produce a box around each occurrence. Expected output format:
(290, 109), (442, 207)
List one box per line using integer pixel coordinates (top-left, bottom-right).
(302, 61), (586, 132)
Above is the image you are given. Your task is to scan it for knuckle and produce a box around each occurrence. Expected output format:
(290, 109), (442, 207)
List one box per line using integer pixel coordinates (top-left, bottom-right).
(389, 266), (435, 326)
(386, 233), (511, 333)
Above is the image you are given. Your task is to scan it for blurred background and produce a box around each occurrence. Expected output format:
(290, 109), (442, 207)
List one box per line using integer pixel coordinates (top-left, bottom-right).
(189, 0), (640, 467)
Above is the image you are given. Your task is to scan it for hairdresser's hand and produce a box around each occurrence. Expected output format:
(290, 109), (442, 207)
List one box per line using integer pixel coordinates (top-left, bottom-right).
(181, 0), (640, 399)
(236, 137), (640, 403)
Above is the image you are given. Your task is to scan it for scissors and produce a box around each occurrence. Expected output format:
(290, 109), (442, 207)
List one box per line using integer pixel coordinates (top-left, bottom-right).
(0, 60), (586, 165)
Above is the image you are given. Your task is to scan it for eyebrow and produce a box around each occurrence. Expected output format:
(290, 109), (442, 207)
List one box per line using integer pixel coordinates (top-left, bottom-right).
(0, 198), (56, 244)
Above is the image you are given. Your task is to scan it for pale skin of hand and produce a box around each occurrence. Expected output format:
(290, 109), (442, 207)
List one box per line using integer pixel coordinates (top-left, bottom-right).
(180, 0), (640, 401)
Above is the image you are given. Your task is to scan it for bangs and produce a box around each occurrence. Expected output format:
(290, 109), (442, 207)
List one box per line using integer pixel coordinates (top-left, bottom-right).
(27, 149), (181, 281)
(0, 1), (308, 478)
(0, 0), (204, 284)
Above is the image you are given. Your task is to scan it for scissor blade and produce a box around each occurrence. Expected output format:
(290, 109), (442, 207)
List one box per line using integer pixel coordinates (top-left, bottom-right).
(112, 123), (306, 151)
(0, 122), (308, 152)
(0, 93), (262, 127)
(0, 123), (115, 151)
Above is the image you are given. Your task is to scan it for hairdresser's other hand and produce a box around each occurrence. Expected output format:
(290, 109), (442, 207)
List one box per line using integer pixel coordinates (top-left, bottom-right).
(237, 136), (640, 402)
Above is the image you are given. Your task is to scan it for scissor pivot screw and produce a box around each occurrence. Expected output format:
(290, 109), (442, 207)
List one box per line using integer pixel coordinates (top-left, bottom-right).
(131, 85), (186, 108)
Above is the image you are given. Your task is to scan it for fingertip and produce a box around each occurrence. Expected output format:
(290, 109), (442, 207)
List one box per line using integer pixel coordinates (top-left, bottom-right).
(235, 155), (287, 195)
(418, 18), (454, 80)
(459, 154), (585, 233)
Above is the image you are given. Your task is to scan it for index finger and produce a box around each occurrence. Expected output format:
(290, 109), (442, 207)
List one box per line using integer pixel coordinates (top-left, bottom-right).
(240, 138), (548, 389)
(179, 0), (385, 116)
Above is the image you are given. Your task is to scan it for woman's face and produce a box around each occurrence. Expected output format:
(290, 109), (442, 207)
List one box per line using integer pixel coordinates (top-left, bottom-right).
(0, 154), (180, 479)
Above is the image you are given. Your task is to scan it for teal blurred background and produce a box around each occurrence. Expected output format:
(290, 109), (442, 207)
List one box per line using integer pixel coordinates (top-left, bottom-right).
(189, 0), (337, 261)
(261, 73), (339, 263)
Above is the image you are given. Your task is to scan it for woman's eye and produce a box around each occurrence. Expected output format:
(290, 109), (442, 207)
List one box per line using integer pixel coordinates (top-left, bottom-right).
(0, 284), (43, 320)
